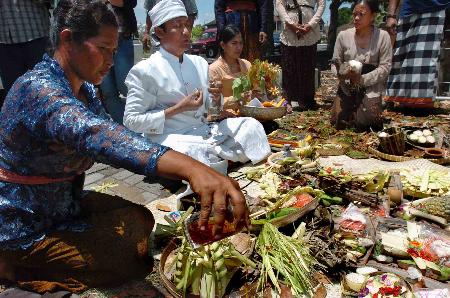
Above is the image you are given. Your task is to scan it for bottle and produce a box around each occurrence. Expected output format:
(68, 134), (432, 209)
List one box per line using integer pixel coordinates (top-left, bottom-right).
(282, 144), (293, 157)
(183, 212), (246, 248)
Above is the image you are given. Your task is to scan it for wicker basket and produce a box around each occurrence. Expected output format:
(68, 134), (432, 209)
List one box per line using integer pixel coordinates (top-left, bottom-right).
(159, 234), (256, 298)
(240, 106), (287, 121)
(378, 127), (405, 156)
(159, 239), (182, 298)
(368, 146), (450, 165)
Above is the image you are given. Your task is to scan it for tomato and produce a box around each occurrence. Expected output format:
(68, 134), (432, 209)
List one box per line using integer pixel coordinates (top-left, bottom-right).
(292, 193), (313, 208)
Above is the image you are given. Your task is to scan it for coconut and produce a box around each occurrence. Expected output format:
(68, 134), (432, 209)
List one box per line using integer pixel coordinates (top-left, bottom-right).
(413, 130), (423, 136)
(378, 132), (388, 138)
(348, 60), (363, 74)
(426, 136), (435, 143)
(345, 273), (366, 292)
(356, 266), (378, 275)
(408, 134), (419, 141)
(418, 136), (427, 144)
(422, 129), (432, 136)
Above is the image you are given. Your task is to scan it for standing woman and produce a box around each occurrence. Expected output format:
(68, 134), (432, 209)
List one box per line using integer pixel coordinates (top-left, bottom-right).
(215, 0), (270, 62)
(209, 25), (252, 116)
(276, 0), (325, 110)
(0, 0), (247, 293)
(330, 0), (392, 131)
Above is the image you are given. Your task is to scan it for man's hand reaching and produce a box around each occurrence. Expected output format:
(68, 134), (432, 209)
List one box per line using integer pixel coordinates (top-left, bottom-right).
(165, 89), (203, 118)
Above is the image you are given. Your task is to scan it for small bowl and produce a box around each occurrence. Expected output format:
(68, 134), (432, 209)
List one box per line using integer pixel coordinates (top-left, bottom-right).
(424, 148), (445, 158)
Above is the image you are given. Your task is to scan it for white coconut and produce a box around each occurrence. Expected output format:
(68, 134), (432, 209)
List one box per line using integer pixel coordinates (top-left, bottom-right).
(422, 129), (432, 136)
(418, 136), (427, 144)
(378, 132), (388, 138)
(356, 267), (378, 275)
(426, 136), (435, 143)
(413, 130), (423, 136)
(348, 60), (363, 74)
(345, 273), (366, 292)
(408, 134), (419, 141)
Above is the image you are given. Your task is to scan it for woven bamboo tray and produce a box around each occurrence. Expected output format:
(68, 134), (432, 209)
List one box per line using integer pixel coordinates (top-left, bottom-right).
(159, 233), (255, 298)
(368, 146), (450, 165)
(159, 239), (181, 298)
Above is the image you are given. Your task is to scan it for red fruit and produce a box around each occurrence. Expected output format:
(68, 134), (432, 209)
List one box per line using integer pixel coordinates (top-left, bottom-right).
(292, 193), (314, 208)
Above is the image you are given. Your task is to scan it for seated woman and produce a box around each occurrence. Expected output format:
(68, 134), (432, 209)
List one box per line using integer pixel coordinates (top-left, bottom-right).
(0, 0), (247, 294)
(209, 25), (251, 116)
(124, 0), (270, 167)
(330, 0), (392, 132)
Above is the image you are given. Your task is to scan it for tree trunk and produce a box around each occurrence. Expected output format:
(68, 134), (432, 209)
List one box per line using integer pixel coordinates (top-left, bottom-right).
(327, 0), (343, 52)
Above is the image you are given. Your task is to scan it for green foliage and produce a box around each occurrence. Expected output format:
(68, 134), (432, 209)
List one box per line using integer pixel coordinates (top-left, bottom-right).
(191, 25), (205, 41)
(232, 75), (251, 100)
(338, 7), (353, 27)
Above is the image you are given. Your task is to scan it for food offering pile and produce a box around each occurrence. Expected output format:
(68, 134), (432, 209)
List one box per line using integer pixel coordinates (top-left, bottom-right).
(152, 72), (450, 297)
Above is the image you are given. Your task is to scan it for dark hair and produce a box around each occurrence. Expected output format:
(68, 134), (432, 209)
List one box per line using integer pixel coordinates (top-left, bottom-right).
(355, 0), (380, 13)
(218, 25), (241, 56)
(51, 0), (118, 48)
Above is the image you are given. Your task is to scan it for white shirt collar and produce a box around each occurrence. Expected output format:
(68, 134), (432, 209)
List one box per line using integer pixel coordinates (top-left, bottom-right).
(159, 47), (185, 64)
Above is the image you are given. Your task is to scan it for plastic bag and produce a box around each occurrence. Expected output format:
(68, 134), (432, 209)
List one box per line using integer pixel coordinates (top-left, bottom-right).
(414, 288), (449, 298)
(338, 203), (368, 237)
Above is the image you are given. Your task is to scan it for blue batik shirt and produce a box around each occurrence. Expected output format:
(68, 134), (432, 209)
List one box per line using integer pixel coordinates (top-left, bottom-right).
(0, 55), (169, 250)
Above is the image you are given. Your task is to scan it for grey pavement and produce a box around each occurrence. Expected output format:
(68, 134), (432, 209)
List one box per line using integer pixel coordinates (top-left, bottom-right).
(83, 163), (265, 231)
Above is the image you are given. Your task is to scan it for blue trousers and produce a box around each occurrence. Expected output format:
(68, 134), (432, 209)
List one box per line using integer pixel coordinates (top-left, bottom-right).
(100, 37), (134, 125)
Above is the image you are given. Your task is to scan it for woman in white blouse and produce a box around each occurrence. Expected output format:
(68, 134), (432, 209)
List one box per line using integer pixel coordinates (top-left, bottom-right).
(275, 0), (325, 110)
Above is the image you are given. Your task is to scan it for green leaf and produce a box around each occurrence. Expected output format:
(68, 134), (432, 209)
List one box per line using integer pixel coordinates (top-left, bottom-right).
(232, 75), (251, 100)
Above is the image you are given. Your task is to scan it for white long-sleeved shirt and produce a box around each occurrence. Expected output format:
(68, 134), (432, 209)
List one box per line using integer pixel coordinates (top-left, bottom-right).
(124, 47), (210, 138)
(275, 0), (325, 47)
(124, 47), (271, 165)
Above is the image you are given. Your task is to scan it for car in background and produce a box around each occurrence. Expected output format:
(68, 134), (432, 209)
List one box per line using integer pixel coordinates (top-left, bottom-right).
(189, 28), (219, 58)
(273, 31), (281, 56)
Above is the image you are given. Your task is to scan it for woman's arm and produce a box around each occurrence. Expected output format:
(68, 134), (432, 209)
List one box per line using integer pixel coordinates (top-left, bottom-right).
(361, 31), (393, 88)
(275, 0), (298, 32)
(156, 150), (248, 231)
(331, 32), (345, 76)
(24, 85), (247, 231)
(307, 0), (326, 28)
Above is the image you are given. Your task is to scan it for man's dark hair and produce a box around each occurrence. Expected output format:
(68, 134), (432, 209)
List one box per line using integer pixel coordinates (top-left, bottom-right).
(355, 0), (380, 13)
(51, 0), (118, 48)
(218, 25), (242, 56)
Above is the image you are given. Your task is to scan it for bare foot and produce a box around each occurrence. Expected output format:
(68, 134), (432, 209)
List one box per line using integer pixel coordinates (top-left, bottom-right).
(0, 257), (14, 281)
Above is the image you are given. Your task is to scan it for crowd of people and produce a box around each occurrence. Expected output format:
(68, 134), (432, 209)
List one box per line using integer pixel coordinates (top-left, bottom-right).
(0, 0), (448, 295)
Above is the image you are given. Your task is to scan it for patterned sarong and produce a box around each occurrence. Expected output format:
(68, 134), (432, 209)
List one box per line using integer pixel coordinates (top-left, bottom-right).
(385, 9), (446, 107)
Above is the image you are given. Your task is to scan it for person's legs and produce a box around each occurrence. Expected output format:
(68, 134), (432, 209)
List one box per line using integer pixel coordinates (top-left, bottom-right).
(281, 44), (300, 107)
(0, 192), (154, 294)
(331, 91), (355, 130)
(299, 43), (317, 108)
(355, 96), (383, 132)
(0, 43), (28, 93)
(0, 38), (48, 94)
(113, 38), (134, 98)
(24, 37), (48, 70)
(100, 38), (134, 125)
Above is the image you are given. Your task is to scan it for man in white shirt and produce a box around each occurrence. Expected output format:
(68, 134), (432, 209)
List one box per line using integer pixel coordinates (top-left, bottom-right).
(124, 0), (270, 167)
